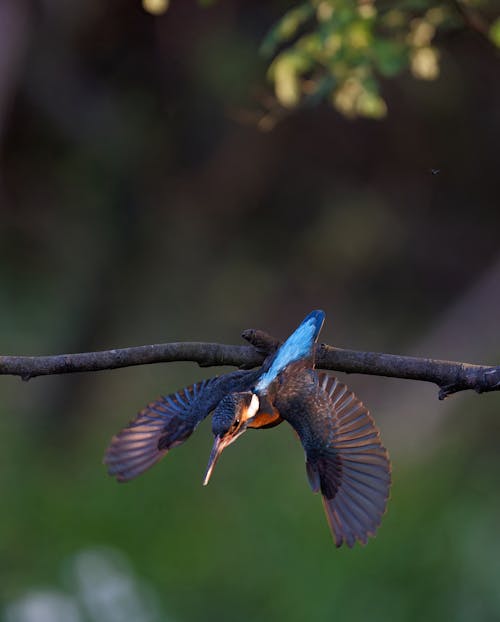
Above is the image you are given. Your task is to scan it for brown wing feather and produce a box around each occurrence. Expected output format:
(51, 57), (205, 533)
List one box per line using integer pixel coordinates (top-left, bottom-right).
(311, 372), (391, 548)
(277, 369), (391, 548)
(104, 380), (213, 482)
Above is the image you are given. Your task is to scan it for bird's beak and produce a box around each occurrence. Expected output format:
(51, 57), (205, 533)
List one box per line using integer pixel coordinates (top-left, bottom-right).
(203, 435), (227, 486)
(203, 425), (248, 486)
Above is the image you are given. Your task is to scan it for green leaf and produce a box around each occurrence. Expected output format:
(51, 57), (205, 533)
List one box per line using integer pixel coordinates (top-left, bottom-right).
(490, 17), (500, 48)
(296, 32), (323, 56)
(346, 19), (372, 49)
(268, 50), (312, 108)
(261, 4), (314, 57)
(357, 91), (388, 118)
(372, 38), (408, 77)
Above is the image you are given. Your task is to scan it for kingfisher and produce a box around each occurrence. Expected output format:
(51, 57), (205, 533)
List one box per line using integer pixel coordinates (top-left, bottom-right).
(104, 311), (391, 547)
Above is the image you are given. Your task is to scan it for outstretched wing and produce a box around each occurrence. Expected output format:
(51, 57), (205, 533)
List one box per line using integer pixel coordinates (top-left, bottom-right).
(277, 370), (391, 548)
(104, 369), (258, 483)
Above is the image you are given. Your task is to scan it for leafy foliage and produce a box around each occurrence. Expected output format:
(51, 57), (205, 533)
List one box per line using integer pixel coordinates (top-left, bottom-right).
(142, 0), (498, 120)
(260, 0), (499, 118)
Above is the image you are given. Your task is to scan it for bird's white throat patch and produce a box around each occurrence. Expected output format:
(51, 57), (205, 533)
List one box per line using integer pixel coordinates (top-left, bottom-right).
(243, 393), (260, 421)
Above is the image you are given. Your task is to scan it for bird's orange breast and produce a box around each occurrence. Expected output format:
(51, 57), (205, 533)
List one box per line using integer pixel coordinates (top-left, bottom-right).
(248, 407), (283, 429)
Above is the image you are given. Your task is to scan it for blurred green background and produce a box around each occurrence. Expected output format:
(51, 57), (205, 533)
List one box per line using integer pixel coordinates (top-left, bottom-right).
(1, 0), (500, 621)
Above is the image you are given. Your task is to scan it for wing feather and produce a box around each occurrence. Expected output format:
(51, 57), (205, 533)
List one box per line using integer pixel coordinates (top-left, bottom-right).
(104, 370), (245, 482)
(104, 369), (260, 483)
(104, 381), (208, 482)
(277, 370), (391, 548)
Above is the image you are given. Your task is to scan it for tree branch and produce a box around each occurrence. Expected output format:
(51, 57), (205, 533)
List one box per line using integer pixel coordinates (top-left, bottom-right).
(1, 329), (499, 400)
(317, 344), (500, 399)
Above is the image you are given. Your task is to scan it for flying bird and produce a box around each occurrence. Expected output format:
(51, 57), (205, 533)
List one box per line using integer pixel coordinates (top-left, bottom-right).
(104, 310), (391, 547)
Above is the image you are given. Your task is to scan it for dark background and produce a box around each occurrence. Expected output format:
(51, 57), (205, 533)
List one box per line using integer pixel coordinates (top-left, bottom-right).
(1, 1), (500, 621)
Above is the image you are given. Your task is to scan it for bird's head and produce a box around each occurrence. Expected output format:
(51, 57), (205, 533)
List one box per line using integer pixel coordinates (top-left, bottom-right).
(203, 391), (260, 485)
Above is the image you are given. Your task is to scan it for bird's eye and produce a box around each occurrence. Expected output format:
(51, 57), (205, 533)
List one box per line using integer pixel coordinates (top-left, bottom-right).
(234, 418), (240, 426)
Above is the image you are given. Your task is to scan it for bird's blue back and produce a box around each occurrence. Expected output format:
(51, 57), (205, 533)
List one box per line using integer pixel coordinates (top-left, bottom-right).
(255, 310), (325, 393)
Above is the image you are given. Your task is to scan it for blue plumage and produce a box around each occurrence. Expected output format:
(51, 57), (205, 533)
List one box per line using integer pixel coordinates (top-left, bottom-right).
(255, 309), (325, 393)
(104, 309), (391, 548)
